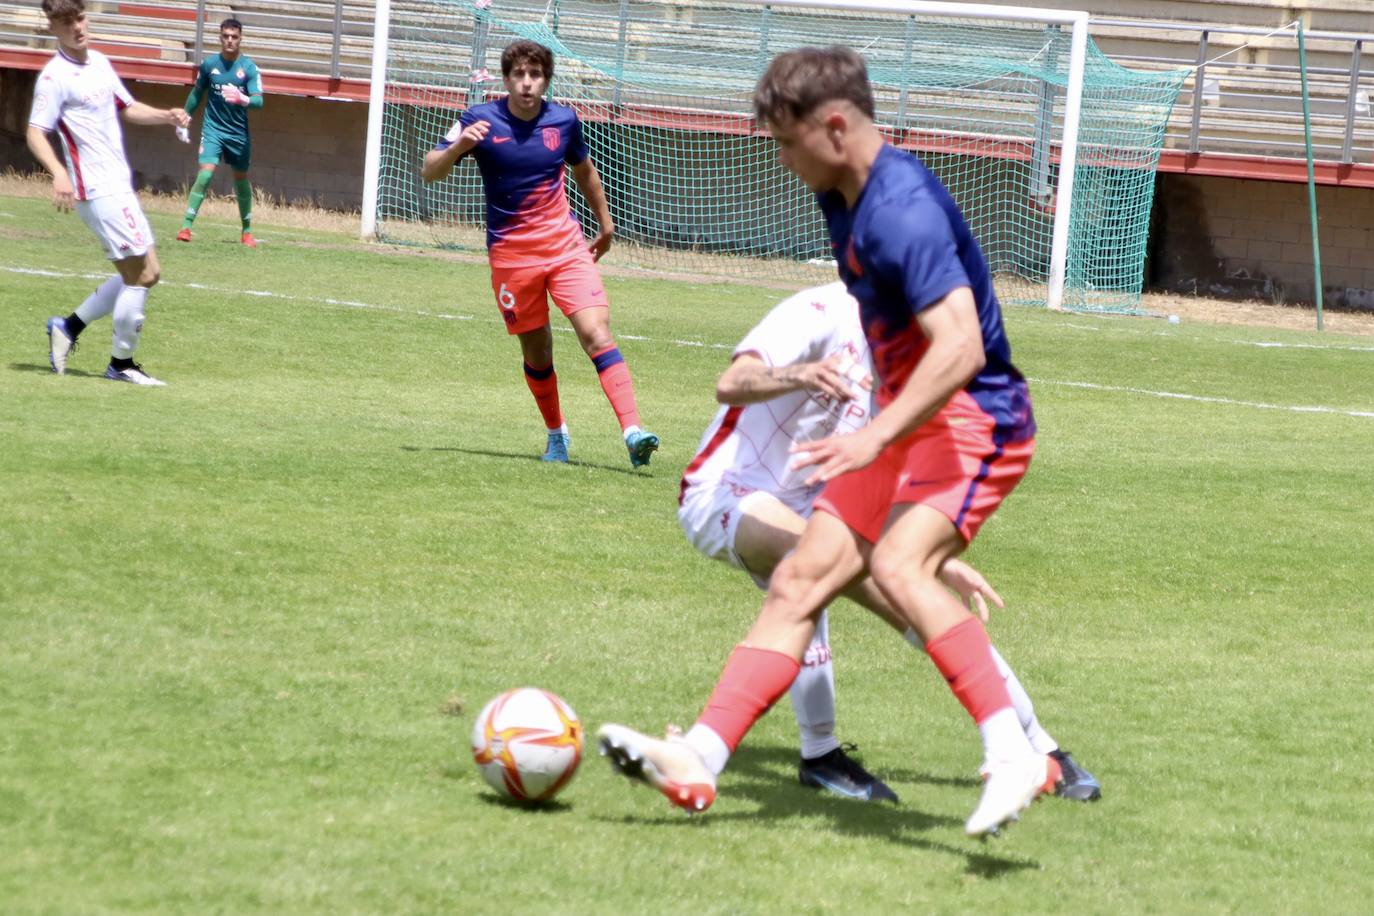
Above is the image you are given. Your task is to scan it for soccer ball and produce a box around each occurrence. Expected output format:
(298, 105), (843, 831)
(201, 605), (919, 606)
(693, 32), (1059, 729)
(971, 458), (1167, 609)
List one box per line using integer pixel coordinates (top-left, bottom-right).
(470, 688), (583, 803)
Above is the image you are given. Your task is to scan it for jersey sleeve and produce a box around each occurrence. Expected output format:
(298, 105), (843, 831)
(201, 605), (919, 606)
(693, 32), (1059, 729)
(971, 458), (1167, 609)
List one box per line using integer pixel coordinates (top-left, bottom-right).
(734, 290), (834, 367)
(564, 112), (589, 166)
(109, 62), (134, 110)
(28, 71), (62, 131)
(435, 108), (475, 151)
(246, 60), (263, 96)
(194, 59), (211, 92)
(867, 198), (970, 314)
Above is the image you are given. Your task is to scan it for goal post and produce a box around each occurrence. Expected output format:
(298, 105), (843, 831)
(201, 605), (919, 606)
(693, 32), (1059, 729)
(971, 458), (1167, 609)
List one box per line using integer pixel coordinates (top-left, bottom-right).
(361, 0), (1185, 312)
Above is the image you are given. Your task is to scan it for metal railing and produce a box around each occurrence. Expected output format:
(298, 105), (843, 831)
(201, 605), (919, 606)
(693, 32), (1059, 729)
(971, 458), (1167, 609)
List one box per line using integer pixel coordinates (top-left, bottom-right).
(1, 1), (1370, 165)
(1091, 18), (1374, 163)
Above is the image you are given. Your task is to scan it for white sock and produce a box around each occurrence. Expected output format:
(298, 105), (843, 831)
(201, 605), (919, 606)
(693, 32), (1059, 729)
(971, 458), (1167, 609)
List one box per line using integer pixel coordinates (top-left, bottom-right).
(548, 423), (568, 435)
(684, 723), (731, 777)
(75, 275), (121, 324)
(110, 285), (148, 360)
(978, 707), (1035, 762)
(622, 424), (641, 441)
(989, 645), (1059, 756)
(790, 609), (840, 760)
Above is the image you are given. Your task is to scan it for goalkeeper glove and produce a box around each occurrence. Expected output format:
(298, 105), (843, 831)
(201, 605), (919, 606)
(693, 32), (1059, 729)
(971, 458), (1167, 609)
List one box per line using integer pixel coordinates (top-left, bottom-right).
(221, 84), (251, 107)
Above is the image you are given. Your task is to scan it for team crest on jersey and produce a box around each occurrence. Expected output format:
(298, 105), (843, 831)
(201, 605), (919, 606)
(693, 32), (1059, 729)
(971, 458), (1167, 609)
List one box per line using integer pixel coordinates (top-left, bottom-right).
(236, 69), (245, 79)
(542, 127), (560, 151)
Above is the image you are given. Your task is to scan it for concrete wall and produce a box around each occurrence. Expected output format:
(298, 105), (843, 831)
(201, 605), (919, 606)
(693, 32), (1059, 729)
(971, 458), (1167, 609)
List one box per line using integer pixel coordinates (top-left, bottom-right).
(1149, 172), (1374, 309)
(1, 70), (369, 209)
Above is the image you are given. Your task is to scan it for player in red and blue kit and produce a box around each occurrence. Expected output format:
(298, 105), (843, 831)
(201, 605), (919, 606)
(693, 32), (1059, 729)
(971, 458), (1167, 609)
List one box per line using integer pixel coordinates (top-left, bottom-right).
(598, 47), (1065, 837)
(422, 40), (659, 468)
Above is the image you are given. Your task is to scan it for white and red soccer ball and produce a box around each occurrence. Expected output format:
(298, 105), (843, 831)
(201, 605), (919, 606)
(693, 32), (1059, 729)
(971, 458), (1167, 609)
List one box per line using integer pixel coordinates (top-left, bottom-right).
(471, 688), (583, 803)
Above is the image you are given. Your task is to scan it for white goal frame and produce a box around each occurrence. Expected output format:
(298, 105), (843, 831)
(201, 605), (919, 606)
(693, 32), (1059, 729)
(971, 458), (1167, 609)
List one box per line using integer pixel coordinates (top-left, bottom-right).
(360, 0), (1089, 310)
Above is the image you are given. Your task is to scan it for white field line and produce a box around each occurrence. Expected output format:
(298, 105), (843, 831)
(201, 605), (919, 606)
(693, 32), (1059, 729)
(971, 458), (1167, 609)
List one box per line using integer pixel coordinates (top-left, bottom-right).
(7, 264), (1370, 419)
(1046, 310), (1374, 354)
(1031, 378), (1374, 420)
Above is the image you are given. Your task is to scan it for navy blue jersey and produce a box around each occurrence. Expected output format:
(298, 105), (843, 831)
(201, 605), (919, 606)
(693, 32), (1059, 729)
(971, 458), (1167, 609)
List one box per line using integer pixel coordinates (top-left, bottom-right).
(436, 98), (589, 266)
(818, 144), (1034, 441)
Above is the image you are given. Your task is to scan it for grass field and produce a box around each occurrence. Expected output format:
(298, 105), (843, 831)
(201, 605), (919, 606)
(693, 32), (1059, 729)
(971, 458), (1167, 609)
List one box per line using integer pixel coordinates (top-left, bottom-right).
(2, 192), (1373, 914)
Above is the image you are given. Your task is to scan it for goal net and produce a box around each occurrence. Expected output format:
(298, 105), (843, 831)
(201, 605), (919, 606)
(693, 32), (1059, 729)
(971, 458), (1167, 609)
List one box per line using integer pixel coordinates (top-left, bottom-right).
(363, 0), (1186, 312)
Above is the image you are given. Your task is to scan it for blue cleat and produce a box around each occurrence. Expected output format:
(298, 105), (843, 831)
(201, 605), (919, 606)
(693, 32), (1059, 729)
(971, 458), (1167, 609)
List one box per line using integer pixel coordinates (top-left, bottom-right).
(542, 431), (570, 463)
(1049, 749), (1101, 801)
(799, 744), (899, 804)
(625, 429), (659, 468)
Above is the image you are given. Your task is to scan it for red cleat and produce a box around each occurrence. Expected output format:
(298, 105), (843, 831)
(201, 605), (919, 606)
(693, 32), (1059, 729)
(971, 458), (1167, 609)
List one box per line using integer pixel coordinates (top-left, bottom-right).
(241, 232), (258, 248)
(175, 228), (192, 242)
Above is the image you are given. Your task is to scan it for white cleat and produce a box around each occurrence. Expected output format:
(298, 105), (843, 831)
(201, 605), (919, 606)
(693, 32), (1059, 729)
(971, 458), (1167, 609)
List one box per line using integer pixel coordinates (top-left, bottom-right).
(965, 753), (1055, 837)
(597, 723), (717, 813)
(105, 363), (167, 387)
(47, 316), (74, 375)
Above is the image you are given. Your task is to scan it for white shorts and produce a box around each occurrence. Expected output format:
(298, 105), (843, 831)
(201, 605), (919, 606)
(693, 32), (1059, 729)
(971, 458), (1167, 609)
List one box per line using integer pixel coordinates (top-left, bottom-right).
(77, 192), (153, 261)
(678, 482), (810, 587)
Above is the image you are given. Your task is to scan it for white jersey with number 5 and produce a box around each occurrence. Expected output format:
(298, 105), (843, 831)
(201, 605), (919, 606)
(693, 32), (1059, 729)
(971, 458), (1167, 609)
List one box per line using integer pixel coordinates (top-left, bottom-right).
(680, 281), (875, 509)
(28, 48), (134, 201)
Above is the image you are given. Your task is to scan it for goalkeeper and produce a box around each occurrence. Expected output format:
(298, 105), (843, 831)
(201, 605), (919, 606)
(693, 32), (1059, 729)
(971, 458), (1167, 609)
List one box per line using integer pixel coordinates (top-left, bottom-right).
(176, 18), (262, 248)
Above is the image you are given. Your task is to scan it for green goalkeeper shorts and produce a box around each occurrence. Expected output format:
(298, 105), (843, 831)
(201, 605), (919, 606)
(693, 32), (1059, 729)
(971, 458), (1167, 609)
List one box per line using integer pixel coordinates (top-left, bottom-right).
(198, 131), (251, 172)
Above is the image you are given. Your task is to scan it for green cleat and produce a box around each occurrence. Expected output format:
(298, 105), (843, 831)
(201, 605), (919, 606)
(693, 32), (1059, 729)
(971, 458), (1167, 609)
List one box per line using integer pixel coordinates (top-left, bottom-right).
(625, 430), (659, 468)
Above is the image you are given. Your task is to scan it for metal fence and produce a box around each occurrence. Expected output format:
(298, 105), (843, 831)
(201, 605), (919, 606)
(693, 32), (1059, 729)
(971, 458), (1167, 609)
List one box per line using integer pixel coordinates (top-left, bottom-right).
(0, 0), (1370, 165)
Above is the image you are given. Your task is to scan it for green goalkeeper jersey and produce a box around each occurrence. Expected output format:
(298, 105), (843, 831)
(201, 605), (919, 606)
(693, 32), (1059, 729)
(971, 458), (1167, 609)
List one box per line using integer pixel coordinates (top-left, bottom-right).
(188, 53), (262, 139)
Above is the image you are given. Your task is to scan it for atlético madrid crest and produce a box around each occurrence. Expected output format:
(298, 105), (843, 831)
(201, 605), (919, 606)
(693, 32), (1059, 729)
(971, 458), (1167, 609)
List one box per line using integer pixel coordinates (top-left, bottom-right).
(542, 127), (560, 151)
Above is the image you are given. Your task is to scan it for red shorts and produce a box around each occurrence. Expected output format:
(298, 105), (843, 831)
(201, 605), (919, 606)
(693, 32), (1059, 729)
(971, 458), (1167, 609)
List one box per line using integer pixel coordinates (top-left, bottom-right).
(814, 416), (1034, 545)
(489, 248), (608, 335)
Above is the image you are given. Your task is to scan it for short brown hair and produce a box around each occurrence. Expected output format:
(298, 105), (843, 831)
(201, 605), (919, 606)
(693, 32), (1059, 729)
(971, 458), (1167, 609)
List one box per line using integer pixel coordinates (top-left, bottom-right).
(501, 39), (554, 81)
(41, 0), (85, 22)
(753, 46), (875, 125)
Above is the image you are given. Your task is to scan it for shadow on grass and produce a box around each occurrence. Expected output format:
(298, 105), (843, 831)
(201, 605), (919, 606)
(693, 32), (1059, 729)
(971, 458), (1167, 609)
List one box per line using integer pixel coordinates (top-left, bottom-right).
(10, 362), (103, 378)
(592, 743), (1039, 877)
(400, 444), (649, 478)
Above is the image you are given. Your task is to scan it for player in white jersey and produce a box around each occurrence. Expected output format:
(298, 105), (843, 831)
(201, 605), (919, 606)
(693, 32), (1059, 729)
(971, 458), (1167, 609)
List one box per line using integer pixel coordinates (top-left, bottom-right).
(669, 281), (1102, 803)
(27, 0), (190, 386)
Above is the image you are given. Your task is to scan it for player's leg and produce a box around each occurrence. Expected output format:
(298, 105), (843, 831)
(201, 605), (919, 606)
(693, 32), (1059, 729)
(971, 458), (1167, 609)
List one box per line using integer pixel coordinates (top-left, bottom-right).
(179, 138), (221, 240)
(105, 244), (165, 386)
(599, 509), (868, 812)
(516, 324), (570, 462)
(550, 257), (658, 468)
(728, 495), (897, 802)
(986, 645), (1102, 800)
(231, 160), (255, 247)
(493, 264), (568, 460)
(47, 274), (119, 374)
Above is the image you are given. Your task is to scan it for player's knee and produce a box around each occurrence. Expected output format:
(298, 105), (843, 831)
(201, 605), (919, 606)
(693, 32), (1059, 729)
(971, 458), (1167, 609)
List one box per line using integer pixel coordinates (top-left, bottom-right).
(579, 330), (614, 356)
(869, 543), (931, 597)
(140, 267), (161, 288)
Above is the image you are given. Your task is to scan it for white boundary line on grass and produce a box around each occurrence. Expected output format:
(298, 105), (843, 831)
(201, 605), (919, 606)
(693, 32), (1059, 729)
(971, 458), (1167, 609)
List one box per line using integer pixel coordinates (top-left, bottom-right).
(1028, 379), (1374, 420)
(7, 264), (1371, 420)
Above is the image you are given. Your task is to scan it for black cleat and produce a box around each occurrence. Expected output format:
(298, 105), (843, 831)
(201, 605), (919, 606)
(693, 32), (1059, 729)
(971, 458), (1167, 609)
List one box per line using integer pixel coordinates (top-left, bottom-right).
(1049, 749), (1101, 801)
(799, 744), (899, 803)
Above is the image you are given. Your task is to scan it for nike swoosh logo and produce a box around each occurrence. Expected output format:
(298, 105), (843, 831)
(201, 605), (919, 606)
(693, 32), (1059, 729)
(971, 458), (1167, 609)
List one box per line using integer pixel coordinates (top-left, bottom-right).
(492, 136), (512, 143)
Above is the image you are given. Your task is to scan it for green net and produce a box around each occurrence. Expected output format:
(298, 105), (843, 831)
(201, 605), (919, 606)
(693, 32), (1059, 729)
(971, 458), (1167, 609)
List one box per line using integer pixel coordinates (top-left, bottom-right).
(373, 0), (1187, 311)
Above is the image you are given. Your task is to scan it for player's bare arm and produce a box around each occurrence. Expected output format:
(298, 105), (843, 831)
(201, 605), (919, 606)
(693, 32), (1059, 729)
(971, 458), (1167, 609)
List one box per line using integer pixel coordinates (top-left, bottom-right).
(24, 125), (74, 211)
(793, 286), (985, 484)
(570, 158), (614, 261)
(716, 353), (853, 405)
(421, 119), (489, 183)
(121, 101), (190, 129)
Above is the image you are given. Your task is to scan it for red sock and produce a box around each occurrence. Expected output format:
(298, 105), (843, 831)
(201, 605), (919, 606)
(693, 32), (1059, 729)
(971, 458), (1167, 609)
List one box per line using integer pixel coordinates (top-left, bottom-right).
(697, 645), (801, 752)
(589, 346), (641, 431)
(523, 361), (564, 430)
(925, 618), (1013, 725)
